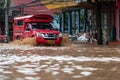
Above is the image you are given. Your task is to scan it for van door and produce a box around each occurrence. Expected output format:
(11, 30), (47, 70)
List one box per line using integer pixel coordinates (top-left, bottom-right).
(24, 24), (32, 38)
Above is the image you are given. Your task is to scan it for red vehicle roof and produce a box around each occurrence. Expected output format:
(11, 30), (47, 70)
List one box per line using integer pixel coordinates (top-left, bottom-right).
(14, 14), (53, 23)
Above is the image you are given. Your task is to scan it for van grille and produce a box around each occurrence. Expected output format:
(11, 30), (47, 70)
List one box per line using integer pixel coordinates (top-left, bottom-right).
(43, 33), (58, 40)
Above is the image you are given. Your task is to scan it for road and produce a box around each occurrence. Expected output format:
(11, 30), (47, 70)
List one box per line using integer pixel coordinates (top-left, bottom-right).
(0, 43), (120, 80)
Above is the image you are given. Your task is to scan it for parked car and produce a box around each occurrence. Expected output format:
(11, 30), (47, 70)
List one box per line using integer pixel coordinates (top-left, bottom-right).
(0, 34), (8, 43)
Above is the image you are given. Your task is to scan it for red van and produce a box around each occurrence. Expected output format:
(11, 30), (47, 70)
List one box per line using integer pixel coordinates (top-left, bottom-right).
(13, 14), (63, 45)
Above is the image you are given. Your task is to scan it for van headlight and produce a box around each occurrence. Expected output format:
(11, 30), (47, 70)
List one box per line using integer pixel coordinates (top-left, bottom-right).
(59, 33), (63, 37)
(36, 32), (44, 37)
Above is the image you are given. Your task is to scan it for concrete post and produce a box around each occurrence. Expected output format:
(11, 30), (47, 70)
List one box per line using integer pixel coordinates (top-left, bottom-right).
(4, 0), (8, 37)
(4, 0), (9, 37)
(5, 8), (8, 37)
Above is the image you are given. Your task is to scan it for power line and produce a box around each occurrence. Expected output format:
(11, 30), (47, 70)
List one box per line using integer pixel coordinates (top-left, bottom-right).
(8, 0), (55, 10)
(1, 0), (76, 10)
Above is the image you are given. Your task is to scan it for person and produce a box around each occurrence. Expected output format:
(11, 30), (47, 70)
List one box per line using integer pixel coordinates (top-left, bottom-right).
(89, 30), (97, 44)
(93, 30), (97, 40)
(112, 26), (116, 41)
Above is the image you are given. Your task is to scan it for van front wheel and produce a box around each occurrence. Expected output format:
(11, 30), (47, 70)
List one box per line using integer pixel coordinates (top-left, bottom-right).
(16, 36), (21, 40)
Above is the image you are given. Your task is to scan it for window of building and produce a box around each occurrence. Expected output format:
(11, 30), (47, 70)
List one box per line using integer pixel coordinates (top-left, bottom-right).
(64, 12), (69, 33)
(101, 13), (107, 41)
(80, 9), (85, 32)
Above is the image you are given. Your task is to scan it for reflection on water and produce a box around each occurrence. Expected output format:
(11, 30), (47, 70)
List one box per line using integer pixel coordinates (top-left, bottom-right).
(0, 44), (120, 80)
(0, 53), (99, 80)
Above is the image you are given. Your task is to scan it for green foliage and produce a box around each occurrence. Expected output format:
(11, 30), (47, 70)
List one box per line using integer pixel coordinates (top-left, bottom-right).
(0, 0), (10, 21)
(0, 0), (10, 7)
(0, 0), (5, 8)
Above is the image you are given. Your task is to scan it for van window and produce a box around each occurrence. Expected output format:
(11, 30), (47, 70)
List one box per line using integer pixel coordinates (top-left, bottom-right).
(32, 23), (53, 30)
(17, 20), (23, 26)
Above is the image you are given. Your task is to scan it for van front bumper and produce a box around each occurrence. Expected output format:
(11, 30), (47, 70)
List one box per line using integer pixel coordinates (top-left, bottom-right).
(36, 37), (62, 45)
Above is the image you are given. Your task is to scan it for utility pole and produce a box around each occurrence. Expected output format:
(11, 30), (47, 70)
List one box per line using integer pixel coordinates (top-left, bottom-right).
(4, 0), (8, 37)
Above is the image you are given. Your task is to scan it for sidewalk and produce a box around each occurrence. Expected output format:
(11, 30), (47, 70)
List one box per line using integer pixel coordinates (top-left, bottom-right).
(109, 41), (120, 45)
(73, 40), (120, 46)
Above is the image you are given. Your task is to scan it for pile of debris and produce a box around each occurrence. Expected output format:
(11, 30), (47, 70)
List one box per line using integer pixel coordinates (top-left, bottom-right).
(77, 33), (88, 42)
(68, 33), (89, 42)
(68, 32), (97, 44)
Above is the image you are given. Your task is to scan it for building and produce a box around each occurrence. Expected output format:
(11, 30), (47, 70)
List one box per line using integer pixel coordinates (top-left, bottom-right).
(60, 0), (116, 44)
(0, 0), (118, 44)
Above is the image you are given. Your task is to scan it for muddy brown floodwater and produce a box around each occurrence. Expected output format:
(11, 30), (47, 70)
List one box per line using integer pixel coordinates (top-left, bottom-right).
(0, 43), (120, 80)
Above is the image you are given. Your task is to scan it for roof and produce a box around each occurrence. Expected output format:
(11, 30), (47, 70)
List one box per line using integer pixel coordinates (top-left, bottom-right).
(42, 0), (77, 10)
(14, 15), (33, 20)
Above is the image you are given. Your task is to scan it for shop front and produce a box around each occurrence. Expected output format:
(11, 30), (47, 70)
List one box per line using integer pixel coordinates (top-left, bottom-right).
(61, 1), (116, 43)
(61, 6), (95, 34)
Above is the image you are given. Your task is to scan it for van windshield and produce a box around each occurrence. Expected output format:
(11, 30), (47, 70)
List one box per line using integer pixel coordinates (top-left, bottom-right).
(31, 23), (54, 30)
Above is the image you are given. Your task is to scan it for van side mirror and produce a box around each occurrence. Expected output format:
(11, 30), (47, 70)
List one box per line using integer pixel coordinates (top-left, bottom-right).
(26, 26), (31, 31)
(26, 28), (31, 31)
(26, 24), (31, 31)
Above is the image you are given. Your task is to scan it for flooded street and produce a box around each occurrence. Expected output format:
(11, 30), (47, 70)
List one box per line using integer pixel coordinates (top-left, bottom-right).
(0, 44), (120, 80)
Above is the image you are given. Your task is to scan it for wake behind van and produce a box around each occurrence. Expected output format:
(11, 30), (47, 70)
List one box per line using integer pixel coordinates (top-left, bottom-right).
(13, 14), (63, 45)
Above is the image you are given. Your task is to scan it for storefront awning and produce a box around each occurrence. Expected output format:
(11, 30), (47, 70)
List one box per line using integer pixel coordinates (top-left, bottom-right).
(41, 1), (77, 10)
